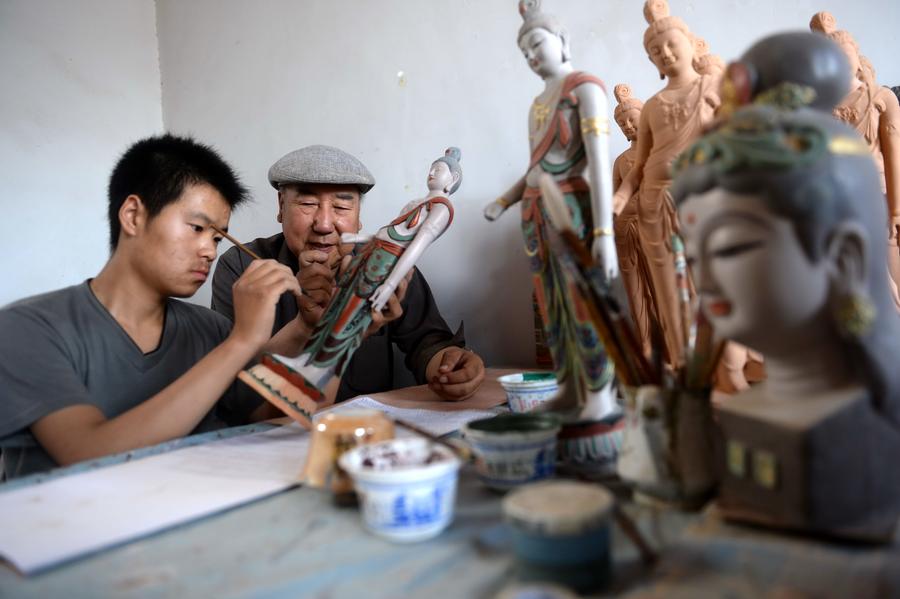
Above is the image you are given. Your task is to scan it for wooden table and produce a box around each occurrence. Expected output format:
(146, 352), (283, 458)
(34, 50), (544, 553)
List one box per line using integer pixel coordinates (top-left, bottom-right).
(2, 373), (899, 598)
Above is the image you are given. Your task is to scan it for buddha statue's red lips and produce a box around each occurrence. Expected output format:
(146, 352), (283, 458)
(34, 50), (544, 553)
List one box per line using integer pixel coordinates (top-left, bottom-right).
(707, 300), (732, 317)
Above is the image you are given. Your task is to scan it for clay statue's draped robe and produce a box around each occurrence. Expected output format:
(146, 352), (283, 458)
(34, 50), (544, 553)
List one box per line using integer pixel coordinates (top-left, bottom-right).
(637, 73), (718, 364)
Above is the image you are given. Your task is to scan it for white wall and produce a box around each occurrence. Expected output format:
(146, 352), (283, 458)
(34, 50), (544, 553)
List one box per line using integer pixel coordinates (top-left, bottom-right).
(3, 1), (897, 368)
(155, 0), (900, 368)
(0, 0), (163, 306)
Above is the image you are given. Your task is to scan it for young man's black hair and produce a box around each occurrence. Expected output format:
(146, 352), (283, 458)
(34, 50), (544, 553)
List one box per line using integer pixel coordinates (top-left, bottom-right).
(106, 134), (249, 250)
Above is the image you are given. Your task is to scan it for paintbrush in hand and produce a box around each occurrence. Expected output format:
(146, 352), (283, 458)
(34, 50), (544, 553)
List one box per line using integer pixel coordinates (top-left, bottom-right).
(210, 224), (262, 261)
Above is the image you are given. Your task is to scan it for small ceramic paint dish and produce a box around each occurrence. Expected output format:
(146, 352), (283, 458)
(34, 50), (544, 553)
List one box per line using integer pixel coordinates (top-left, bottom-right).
(502, 481), (615, 593)
(556, 410), (625, 479)
(462, 413), (562, 491)
(339, 437), (461, 543)
(498, 372), (560, 413)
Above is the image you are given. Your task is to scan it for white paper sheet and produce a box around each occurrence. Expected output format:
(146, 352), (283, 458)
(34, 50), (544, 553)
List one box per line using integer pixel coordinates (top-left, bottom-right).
(0, 395), (499, 575)
(327, 395), (501, 437)
(0, 424), (311, 575)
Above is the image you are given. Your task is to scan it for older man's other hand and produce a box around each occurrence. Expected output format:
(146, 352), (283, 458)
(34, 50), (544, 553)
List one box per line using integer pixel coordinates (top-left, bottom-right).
(426, 347), (486, 401)
(296, 248), (342, 328)
(363, 270), (412, 339)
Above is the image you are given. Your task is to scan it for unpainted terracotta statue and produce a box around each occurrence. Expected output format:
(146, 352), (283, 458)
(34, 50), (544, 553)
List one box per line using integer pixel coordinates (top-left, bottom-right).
(612, 0), (722, 367)
(810, 12), (900, 305)
(612, 84), (655, 359)
(713, 343), (764, 396)
(612, 78), (762, 396)
(483, 0), (618, 420)
(250, 148), (462, 407)
(673, 31), (900, 542)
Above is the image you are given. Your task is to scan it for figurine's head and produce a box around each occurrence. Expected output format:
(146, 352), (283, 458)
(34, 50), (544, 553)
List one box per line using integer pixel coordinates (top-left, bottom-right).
(719, 31), (851, 118)
(693, 39), (725, 77)
(642, 0), (706, 79)
(613, 84), (643, 142)
(517, 0), (570, 77)
(810, 12), (865, 82)
(672, 55), (900, 404)
(428, 147), (462, 195)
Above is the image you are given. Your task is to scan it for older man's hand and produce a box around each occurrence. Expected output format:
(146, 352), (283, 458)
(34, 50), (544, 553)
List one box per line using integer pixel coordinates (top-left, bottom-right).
(426, 347), (486, 401)
(363, 270), (412, 338)
(296, 248), (342, 328)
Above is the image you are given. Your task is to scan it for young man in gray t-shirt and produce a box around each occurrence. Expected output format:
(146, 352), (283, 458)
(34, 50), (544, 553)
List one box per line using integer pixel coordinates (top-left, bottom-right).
(0, 135), (311, 478)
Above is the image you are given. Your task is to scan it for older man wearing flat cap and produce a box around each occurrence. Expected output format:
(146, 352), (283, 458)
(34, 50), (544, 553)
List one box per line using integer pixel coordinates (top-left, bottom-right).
(211, 145), (485, 415)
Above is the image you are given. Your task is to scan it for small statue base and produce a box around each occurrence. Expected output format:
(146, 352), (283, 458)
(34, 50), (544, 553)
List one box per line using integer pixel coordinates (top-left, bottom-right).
(260, 353), (326, 403)
(237, 364), (319, 429)
(556, 413), (625, 480)
(717, 385), (900, 543)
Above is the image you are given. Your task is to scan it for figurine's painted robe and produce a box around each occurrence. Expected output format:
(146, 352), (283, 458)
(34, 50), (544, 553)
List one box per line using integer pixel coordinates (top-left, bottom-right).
(521, 70), (614, 406)
(301, 198), (454, 380)
(638, 73), (719, 364)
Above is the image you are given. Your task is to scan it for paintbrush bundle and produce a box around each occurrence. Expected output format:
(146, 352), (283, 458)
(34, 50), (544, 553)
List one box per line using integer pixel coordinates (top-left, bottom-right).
(538, 176), (657, 387)
(538, 175), (719, 391)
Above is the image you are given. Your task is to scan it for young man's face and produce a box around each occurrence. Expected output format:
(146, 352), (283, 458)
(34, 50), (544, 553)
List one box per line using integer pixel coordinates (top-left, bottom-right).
(137, 182), (231, 298)
(278, 183), (361, 260)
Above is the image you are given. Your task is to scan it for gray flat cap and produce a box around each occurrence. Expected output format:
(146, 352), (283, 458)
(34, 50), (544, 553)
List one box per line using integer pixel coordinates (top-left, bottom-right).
(268, 145), (375, 193)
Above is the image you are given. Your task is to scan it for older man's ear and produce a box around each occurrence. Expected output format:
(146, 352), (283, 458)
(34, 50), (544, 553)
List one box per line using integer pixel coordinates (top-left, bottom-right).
(276, 189), (285, 223)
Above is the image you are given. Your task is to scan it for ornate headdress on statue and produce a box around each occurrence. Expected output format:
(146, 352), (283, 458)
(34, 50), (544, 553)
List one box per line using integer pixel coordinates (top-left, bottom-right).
(810, 11), (873, 83)
(642, 0), (714, 78)
(693, 38), (724, 76)
(718, 31), (852, 119)
(433, 147), (463, 195)
(809, 12), (858, 54)
(642, 0), (692, 52)
(517, 0), (564, 40)
(613, 84), (644, 121)
(673, 30), (868, 183)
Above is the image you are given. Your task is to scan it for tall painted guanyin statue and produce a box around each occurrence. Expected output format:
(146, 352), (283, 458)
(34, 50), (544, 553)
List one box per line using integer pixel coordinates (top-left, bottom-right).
(810, 12), (900, 306)
(484, 0), (618, 419)
(242, 149), (462, 421)
(612, 0), (722, 367)
(612, 84), (655, 359)
(673, 31), (900, 541)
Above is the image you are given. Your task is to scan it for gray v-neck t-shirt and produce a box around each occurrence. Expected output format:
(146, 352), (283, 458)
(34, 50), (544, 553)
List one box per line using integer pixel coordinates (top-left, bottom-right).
(0, 282), (233, 478)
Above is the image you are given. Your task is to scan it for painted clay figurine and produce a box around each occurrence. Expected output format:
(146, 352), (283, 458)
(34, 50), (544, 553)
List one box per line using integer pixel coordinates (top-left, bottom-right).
(612, 0), (721, 367)
(483, 0), (618, 420)
(673, 32), (900, 541)
(245, 148), (462, 416)
(810, 12), (900, 307)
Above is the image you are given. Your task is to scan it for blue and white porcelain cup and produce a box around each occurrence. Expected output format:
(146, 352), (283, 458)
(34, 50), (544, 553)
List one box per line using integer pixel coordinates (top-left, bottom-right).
(462, 413), (562, 491)
(498, 372), (559, 413)
(339, 437), (461, 542)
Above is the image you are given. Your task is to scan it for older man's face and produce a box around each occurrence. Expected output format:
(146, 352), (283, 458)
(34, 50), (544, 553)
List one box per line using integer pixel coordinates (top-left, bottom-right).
(278, 183), (361, 259)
